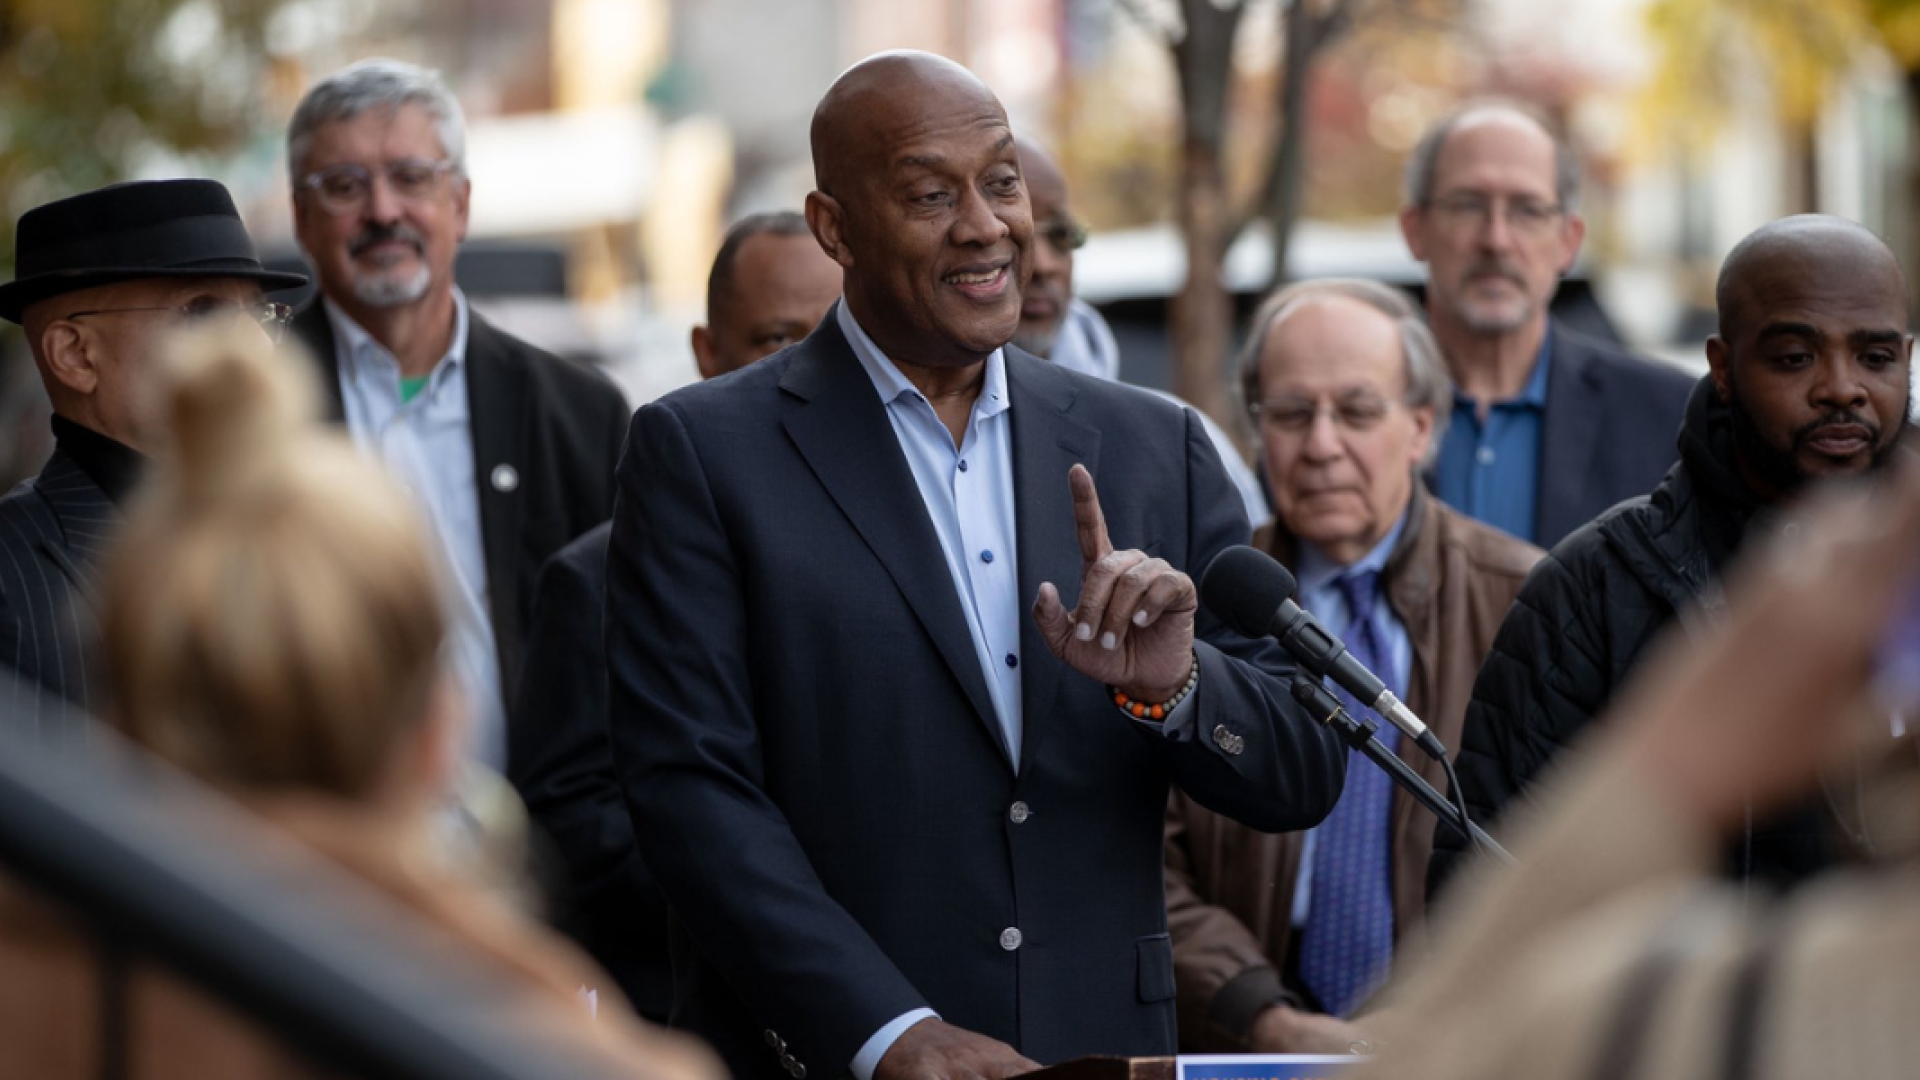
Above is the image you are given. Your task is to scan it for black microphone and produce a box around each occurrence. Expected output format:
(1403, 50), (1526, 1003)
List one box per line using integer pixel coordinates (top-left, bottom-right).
(1201, 544), (1447, 760)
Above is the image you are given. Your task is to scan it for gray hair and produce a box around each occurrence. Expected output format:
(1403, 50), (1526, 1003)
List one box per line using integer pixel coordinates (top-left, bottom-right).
(288, 58), (468, 181)
(1237, 277), (1453, 461)
(1402, 101), (1580, 212)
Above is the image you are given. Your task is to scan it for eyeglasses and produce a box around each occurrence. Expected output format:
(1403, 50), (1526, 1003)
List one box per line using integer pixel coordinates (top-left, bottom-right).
(1425, 193), (1564, 236)
(1249, 393), (1398, 434)
(298, 158), (459, 215)
(65, 299), (296, 343)
(1038, 215), (1089, 255)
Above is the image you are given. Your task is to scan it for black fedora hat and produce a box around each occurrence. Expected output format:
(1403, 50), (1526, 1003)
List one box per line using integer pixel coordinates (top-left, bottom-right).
(0, 178), (308, 324)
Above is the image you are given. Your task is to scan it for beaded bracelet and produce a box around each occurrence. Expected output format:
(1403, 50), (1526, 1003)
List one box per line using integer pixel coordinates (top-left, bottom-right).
(1110, 651), (1200, 721)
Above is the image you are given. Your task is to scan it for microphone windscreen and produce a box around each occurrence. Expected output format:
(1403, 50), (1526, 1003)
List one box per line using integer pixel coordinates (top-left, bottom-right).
(1200, 545), (1298, 639)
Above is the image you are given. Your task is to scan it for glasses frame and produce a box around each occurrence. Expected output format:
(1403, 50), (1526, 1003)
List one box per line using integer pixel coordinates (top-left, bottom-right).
(1423, 192), (1566, 237)
(64, 300), (296, 342)
(1247, 393), (1403, 435)
(297, 158), (460, 216)
(1037, 215), (1090, 255)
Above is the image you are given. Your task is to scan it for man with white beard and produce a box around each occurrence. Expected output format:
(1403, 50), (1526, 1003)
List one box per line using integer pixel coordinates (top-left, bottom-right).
(286, 58), (630, 770)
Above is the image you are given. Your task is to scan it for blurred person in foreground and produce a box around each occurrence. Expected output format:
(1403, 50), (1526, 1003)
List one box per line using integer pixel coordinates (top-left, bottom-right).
(0, 178), (304, 727)
(606, 50), (1343, 1080)
(0, 321), (721, 1080)
(509, 209), (841, 1021)
(1399, 103), (1693, 548)
(1435, 215), (1914, 896)
(1165, 280), (1542, 1052)
(1012, 137), (1267, 527)
(690, 210), (843, 379)
(286, 58), (630, 772)
(1354, 438), (1920, 1080)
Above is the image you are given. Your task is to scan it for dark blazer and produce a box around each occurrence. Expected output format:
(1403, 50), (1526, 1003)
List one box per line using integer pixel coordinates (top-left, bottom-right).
(509, 520), (672, 1023)
(290, 303), (630, 705)
(0, 449), (114, 729)
(606, 308), (1346, 1080)
(1533, 324), (1695, 548)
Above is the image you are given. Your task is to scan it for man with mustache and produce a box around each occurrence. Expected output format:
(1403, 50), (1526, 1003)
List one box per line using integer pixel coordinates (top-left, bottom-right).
(1432, 215), (1913, 895)
(1400, 104), (1693, 548)
(605, 51), (1343, 1080)
(285, 59), (630, 770)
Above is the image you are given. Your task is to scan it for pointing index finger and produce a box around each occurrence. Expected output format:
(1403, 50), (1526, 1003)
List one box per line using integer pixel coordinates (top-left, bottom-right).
(1070, 464), (1112, 568)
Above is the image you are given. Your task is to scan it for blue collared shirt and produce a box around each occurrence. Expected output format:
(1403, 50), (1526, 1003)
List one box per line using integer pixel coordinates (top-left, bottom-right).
(326, 292), (505, 770)
(839, 303), (1021, 1080)
(1433, 333), (1552, 543)
(1288, 513), (1411, 928)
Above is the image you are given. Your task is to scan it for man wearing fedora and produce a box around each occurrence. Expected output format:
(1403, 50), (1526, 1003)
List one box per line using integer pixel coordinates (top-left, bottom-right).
(284, 58), (629, 770)
(0, 178), (304, 726)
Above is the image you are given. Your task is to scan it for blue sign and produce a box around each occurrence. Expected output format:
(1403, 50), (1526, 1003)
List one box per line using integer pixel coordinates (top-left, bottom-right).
(1177, 1054), (1363, 1080)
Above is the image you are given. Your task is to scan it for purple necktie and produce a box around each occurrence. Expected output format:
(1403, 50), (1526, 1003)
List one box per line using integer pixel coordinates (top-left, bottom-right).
(1297, 569), (1398, 1018)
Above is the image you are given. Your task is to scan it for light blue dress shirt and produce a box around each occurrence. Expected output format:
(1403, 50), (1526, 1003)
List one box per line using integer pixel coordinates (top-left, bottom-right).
(839, 303), (1021, 1078)
(1288, 512), (1410, 928)
(1434, 333), (1552, 543)
(325, 292), (506, 770)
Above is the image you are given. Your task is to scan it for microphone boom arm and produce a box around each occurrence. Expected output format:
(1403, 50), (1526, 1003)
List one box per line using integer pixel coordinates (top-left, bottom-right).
(1290, 675), (1515, 866)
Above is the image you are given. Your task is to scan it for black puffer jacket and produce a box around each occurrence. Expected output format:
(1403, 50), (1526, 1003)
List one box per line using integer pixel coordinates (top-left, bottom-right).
(1432, 375), (1843, 896)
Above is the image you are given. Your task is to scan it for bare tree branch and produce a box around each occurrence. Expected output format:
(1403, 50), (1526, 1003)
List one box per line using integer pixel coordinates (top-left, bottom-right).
(1112, 0), (1181, 45)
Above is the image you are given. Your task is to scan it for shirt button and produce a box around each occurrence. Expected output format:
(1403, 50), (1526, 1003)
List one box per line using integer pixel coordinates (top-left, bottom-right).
(999, 927), (1023, 951)
(1476, 446), (1496, 466)
(1004, 653), (1018, 669)
(980, 549), (994, 564)
(958, 459), (969, 472)
(1008, 801), (1031, 824)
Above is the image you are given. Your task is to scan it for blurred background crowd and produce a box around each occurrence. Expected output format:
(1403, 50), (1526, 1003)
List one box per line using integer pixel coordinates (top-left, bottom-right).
(6, 0), (1920, 473)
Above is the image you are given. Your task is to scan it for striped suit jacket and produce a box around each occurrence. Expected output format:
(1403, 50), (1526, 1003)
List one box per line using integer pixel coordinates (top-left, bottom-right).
(0, 449), (114, 728)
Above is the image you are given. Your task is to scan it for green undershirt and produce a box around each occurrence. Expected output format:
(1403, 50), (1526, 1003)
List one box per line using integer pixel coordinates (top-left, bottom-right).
(399, 374), (431, 404)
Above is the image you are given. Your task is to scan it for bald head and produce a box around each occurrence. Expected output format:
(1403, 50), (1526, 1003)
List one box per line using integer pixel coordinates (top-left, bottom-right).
(811, 51), (1004, 197)
(1716, 215), (1905, 339)
(1014, 137), (1075, 357)
(1705, 214), (1912, 499)
(803, 50), (1033, 370)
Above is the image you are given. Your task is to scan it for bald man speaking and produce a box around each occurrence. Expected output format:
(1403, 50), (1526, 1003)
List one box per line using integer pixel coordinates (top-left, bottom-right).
(605, 52), (1342, 1080)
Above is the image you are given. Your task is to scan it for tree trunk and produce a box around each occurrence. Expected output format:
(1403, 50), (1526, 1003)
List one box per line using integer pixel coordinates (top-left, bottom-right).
(1168, 0), (1245, 427)
(1171, 140), (1234, 422)
(1263, 0), (1322, 293)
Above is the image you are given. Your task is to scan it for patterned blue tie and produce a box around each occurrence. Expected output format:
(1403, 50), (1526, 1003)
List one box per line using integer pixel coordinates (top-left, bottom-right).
(1297, 569), (1399, 1018)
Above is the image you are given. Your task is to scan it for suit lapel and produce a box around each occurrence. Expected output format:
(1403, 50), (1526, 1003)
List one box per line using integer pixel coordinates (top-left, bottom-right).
(779, 312), (1007, 762)
(1536, 325), (1602, 544)
(464, 312), (529, 666)
(288, 301), (348, 423)
(1007, 353), (1100, 777)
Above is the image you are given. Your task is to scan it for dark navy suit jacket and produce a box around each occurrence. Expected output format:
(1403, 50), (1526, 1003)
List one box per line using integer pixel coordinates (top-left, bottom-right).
(605, 308), (1345, 1080)
(509, 520), (674, 1022)
(1534, 325), (1695, 548)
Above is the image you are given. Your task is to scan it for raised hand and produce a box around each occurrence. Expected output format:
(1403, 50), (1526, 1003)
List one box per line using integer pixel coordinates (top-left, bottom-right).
(1032, 464), (1198, 702)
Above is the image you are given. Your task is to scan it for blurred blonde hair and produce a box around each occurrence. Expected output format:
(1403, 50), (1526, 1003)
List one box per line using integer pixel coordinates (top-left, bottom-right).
(102, 321), (448, 797)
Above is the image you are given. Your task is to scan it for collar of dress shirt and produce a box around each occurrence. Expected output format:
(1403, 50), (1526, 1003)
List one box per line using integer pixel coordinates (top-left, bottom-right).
(1295, 509), (1410, 599)
(323, 287), (471, 396)
(1451, 327), (1553, 412)
(836, 302), (1010, 425)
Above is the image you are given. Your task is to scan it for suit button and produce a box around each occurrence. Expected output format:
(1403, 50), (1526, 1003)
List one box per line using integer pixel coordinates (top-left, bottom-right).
(1008, 801), (1030, 824)
(791, 1064), (808, 1078)
(1212, 724), (1245, 756)
(780, 1054), (797, 1069)
(999, 927), (1023, 951)
(764, 1030), (784, 1050)
(490, 463), (520, 493)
